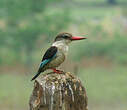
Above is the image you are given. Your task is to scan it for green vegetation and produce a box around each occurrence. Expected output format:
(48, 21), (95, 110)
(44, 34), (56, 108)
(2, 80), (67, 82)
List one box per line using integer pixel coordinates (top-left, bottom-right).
(0, 0), (127, 65)
(80, 66), (127, 110)
(0, 74), (32, 110)
(0, 0), (70, 66)
(0, 0), (127, 110)
(79, 66), (127, 103)
(0, 65), (127, 110)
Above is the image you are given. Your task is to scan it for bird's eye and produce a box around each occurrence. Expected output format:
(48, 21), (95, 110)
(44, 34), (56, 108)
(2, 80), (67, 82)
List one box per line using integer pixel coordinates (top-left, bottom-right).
(63, 35), (69, 39)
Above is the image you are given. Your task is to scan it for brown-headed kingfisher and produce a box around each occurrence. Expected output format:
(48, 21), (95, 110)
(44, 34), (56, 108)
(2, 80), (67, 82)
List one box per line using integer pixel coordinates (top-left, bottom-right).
(31, 32), (87, 81)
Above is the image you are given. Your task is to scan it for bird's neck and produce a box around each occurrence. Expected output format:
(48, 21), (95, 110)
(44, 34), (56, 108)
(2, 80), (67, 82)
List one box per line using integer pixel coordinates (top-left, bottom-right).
(52, 41), (69, 54)
(52, 40), (67, 46)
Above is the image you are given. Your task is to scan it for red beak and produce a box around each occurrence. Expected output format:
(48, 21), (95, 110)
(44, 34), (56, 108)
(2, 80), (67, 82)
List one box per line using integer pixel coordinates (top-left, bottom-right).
(71, 36), (87, 41)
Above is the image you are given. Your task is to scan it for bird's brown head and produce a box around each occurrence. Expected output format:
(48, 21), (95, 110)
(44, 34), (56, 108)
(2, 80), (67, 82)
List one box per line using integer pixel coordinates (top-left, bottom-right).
(54, 32), (87, 44)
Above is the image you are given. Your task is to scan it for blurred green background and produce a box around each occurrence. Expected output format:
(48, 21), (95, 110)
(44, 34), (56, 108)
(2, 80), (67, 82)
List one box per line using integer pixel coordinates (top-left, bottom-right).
(0, 0), (127, 110)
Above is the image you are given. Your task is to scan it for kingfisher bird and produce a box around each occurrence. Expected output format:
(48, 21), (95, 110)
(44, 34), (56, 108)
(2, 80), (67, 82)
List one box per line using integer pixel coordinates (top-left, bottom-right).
(31, 32), (87, 81)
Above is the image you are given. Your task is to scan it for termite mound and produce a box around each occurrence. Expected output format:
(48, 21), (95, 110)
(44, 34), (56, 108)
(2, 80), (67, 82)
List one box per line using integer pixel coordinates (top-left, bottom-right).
(29, 72), (88, 110)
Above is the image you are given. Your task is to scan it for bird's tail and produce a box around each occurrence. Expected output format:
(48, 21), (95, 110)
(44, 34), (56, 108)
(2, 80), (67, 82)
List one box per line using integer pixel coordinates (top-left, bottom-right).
(31, 70), (43, 81)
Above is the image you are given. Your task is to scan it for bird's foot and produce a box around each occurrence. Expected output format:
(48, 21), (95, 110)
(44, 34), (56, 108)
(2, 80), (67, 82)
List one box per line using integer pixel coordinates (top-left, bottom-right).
(52, 68), (63, 74)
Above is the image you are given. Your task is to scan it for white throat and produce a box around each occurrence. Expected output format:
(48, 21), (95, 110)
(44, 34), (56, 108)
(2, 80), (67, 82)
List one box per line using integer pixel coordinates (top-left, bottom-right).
(52, 40), (69, 55)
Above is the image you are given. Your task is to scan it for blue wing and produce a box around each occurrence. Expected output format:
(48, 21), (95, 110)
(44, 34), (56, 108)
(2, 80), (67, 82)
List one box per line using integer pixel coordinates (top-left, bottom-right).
(31, 46), (57, 81)
(39, 46), (58, 69)
(39, 59), (50, 68)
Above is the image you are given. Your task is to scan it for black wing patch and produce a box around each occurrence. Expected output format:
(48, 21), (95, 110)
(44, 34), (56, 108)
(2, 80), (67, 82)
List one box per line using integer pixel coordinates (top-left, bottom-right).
(42, 46), (57, 61)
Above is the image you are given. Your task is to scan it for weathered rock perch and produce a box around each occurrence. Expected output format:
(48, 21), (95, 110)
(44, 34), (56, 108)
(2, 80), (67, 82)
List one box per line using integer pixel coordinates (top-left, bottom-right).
(29, 72), (88, 110)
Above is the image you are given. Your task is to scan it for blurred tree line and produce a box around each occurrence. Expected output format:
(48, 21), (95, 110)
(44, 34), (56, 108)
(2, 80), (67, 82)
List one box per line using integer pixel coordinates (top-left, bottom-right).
(0, 0), (127, 67)
(108, 0), (116, 4)
(0, 0), (70, 66)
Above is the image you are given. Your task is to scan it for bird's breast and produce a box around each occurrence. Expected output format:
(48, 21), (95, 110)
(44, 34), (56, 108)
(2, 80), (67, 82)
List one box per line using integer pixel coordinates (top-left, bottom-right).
(46, 50), (65, 68)
(52, 41), (68, 56)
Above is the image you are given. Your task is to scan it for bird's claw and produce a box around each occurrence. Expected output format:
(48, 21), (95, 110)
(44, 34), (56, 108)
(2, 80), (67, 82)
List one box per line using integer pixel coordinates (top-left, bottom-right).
(52, 68), (64, 74)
